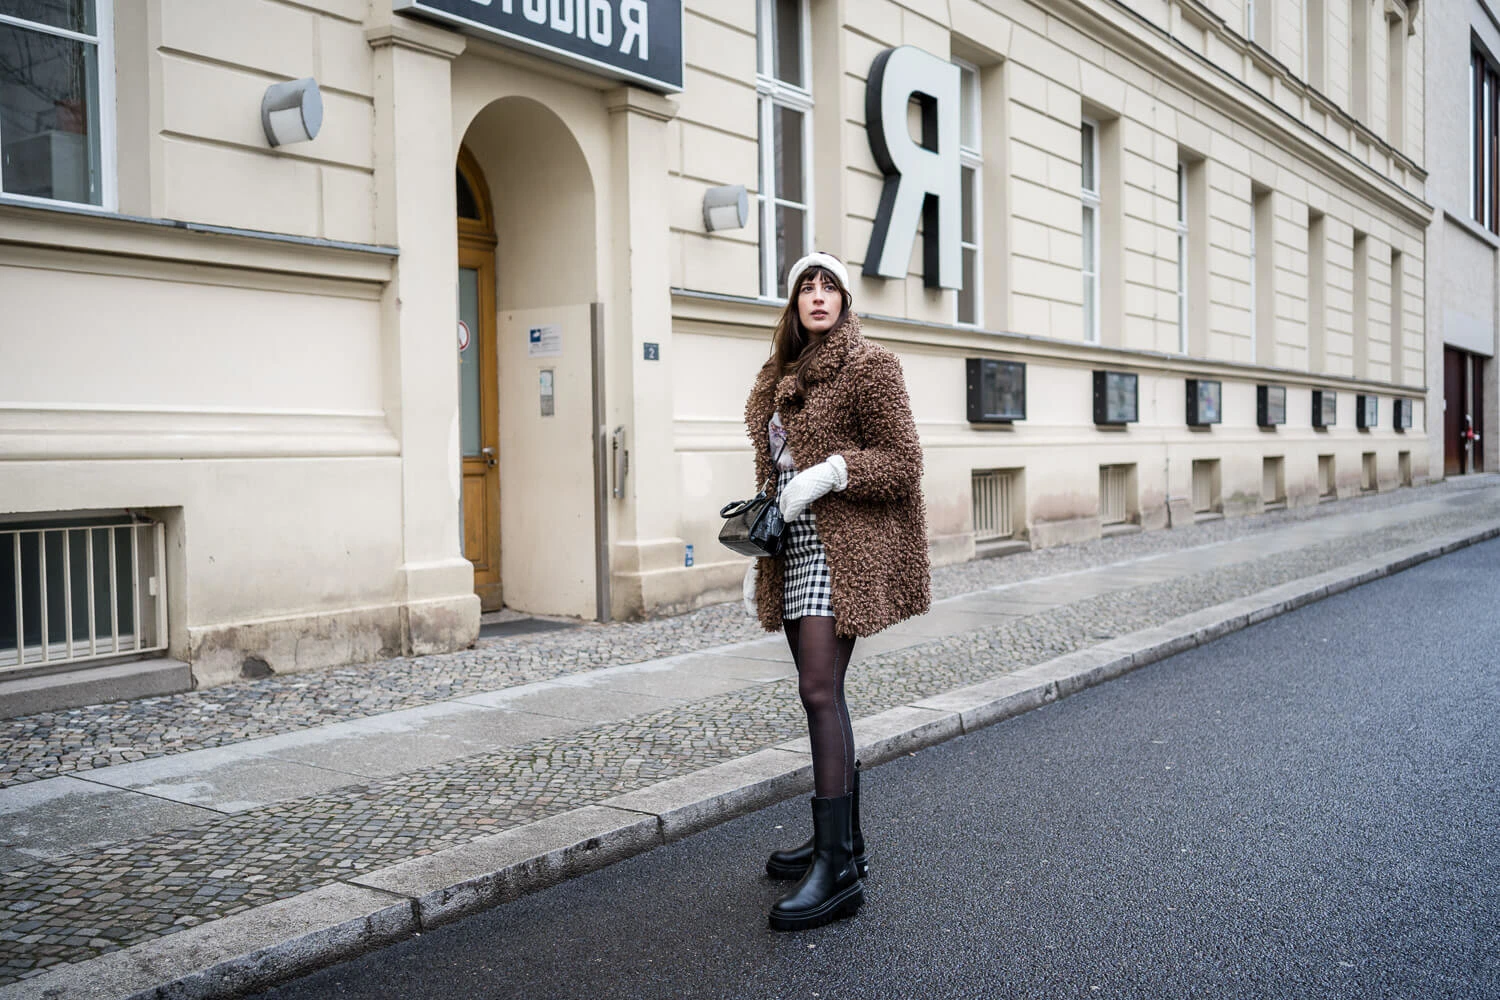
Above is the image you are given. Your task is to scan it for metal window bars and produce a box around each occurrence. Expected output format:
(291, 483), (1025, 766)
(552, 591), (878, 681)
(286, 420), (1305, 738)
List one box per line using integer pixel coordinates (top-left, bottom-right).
(1, 519), (167, 673)
(1099, 466), (1129, 526)
(971, 470), (1015, 542)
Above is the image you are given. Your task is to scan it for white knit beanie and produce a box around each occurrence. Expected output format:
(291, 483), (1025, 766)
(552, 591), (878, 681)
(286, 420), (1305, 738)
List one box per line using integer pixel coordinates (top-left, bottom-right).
(785, 252), (850, 295)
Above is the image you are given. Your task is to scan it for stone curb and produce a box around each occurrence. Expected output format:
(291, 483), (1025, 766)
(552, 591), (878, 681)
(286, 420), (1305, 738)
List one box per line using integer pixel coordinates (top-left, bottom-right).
(7, 520), (1498, 1000)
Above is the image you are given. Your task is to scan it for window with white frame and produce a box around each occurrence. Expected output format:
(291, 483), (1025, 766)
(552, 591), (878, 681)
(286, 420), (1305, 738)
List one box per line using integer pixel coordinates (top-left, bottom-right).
(0, 0), (113, 206)
(956, 58), (981, 326)
(1080, 119), (1100, 343)
(1177, 163), (1188, 353)
(756, 0), (812, 300)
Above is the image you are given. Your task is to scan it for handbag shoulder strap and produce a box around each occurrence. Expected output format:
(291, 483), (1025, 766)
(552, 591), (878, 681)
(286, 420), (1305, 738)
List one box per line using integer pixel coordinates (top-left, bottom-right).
(763, 435), (788, 493)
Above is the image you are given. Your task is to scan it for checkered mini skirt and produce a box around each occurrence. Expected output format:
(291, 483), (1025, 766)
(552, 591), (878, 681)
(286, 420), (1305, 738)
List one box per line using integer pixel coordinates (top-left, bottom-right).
(777, 467), (835, 619)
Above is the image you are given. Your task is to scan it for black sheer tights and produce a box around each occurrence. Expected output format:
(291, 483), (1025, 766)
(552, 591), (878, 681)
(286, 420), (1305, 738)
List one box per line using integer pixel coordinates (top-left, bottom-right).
(783, 616), (857, 798)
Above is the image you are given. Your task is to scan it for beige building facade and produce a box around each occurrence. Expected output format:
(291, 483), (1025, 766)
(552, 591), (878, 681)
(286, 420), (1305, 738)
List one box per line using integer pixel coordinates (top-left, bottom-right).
(0, 0), (1431, 698)
(1424, 0), (1498, 477)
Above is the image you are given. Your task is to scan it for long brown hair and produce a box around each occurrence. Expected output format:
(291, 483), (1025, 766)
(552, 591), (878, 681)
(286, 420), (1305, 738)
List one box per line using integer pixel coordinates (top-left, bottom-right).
(765, 265), (851, 404)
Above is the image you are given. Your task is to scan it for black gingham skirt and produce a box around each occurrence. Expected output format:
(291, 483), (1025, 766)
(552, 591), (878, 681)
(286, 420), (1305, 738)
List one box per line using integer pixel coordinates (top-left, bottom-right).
(777, 467), (835, 619)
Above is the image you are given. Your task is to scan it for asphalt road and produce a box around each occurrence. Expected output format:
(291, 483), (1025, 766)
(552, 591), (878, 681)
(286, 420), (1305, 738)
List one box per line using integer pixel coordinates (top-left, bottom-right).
(257, 539), (1500, 1000)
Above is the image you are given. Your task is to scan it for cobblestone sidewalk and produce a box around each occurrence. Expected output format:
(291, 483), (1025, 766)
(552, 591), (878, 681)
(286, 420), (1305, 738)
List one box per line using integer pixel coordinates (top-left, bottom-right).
(1, 477), (1498, 987)
(4, 475), (1496, 789)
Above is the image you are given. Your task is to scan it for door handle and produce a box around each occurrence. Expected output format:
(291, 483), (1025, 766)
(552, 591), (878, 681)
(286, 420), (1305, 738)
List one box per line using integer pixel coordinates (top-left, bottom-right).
(481, 446), (497, 468)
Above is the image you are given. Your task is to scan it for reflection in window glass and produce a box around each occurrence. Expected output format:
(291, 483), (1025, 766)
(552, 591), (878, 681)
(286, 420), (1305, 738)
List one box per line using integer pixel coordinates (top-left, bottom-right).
(956, 59), (982, 326)
(0, 0), (95, 34)
(756, 0), (811, 299)
(0, 17), (101, 203)
(773, 0), (801, 87)
(1080, 122), (1096, 192)
(774, 105), (804, 204)
(458, 268), (482, 458)
(1080, 120), (1100, 342)
(775, 204), (805, 298)
(958, 165), (978, 325)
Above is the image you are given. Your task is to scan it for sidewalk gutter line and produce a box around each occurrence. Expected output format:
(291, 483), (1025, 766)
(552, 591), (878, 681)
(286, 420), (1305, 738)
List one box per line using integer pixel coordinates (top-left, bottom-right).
(5, 519), (1498, 1000)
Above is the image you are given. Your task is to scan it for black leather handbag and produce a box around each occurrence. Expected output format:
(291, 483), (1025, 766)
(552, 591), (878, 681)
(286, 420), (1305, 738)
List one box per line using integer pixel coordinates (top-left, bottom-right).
(718, 441), (787, 558)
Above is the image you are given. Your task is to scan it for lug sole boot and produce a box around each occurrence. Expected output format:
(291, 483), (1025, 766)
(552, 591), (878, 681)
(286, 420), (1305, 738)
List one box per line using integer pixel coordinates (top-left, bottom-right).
(767, 770), (866, 880)
(768, 794), (864, 932)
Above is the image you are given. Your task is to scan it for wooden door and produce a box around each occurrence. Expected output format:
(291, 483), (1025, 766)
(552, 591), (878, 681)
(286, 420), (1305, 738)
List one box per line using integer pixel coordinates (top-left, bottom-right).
(1445, 347), (1464, 476)
(1475, 356), (1487, 473)
(458, 151), (502, 609)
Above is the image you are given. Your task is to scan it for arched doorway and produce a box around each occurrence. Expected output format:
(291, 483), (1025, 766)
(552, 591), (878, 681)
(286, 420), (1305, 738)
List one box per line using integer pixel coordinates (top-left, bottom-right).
(457, 96), (601, 620)
(456, 148), (502, 610)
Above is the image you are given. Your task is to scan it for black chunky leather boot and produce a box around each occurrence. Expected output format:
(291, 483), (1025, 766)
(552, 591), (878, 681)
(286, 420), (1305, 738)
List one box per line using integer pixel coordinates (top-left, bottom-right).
(768, 794), (864, 932)
(766, 770), (867, 880)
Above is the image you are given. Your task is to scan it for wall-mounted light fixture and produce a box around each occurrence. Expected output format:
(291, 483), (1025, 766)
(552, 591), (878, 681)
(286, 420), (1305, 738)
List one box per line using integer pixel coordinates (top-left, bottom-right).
(702, 184), (749, 232)
(262, 77), (324, 147)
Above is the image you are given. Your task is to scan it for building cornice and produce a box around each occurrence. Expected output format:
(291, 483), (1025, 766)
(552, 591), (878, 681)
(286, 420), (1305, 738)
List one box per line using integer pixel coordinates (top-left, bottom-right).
(670, 288), (1428, 397)
(365, 17), (468, 59)
(0, 198), (396, 285)
(1053, 0), (1431, 230)
(604, 86), (680, 121)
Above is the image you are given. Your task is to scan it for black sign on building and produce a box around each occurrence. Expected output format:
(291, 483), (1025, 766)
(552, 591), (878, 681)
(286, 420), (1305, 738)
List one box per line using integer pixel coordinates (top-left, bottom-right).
(1185, 379), (1222, 426)
(1312, 389), (1337, 428)
(966, 359), (1026, 423)
(396, 0), (685, 92)
(1093, 371), (1139, 425)
(1257, 384), (1287, 427)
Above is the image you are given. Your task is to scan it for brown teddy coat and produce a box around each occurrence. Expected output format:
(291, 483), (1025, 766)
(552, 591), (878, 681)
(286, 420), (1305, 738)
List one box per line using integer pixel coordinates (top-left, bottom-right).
(744, 313), (931, 638)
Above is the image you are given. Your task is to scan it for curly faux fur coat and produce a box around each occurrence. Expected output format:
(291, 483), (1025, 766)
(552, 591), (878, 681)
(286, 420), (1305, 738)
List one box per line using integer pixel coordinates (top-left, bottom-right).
(744, 313), (931, 638)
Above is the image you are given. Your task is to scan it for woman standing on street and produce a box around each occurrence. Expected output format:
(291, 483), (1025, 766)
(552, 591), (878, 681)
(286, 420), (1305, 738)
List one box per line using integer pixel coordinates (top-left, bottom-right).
(742, 251), (930, 931)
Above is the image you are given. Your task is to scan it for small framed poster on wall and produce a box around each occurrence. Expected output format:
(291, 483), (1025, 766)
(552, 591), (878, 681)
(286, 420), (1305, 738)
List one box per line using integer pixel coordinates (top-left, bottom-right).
(1393, 398), (1413, 431)
(1185, 379), (1222, 426)
(1257, 385), (1287, 427)
(1312, 389), (1337, 428)
(1093, 371), (1139, 425)
(965, 359), (1027, 423)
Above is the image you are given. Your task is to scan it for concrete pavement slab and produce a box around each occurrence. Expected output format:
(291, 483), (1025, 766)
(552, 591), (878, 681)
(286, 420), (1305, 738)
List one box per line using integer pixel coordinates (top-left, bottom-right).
(77, 748), (372, 814)
(546, 659), (765, 701)
(0, 776), (219, 869)
(350, 805), (661, 930)
(848, 630), (935, 661)
(245, 702), (583, 777)
(683, 653), (798, 682)
(453, 681), (684, 722)
(884, 609), (1029, 637)
(940, 594), (1048, 617)
(718, 637), (795, 663)
(601, 748), (812, 842)
(0, 882), (415, 1000)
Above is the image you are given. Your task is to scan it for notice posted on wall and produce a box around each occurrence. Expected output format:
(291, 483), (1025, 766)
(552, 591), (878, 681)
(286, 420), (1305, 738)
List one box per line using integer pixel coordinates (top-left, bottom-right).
(528, 324), (562, 358)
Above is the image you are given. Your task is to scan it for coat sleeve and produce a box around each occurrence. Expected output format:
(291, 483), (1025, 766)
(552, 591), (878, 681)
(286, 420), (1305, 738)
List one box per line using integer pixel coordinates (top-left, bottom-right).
(839, 348), (922, 503)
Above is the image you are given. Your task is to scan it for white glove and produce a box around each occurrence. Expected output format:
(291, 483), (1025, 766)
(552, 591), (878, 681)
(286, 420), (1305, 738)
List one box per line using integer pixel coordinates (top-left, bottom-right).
(777, 456), (848, 521)
(742, 560), (759, 618)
